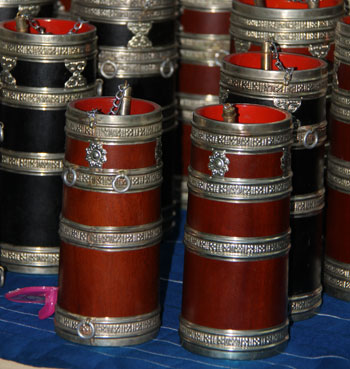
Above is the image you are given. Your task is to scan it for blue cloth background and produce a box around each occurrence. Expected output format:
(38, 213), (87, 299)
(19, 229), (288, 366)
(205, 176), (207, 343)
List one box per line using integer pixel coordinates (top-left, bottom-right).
(1, 210), (350, 369)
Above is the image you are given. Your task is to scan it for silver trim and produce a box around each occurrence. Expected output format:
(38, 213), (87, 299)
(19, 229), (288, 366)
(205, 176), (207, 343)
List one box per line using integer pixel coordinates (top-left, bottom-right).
(184, 226), (291, 260)
(0, 148), (64, 175)
(179, 317), (289, 360)
(290, 190), (325, 217)
(327, 155), (350, 194)
(0, 243), (59, 274)
(289, 287), (322, 321)
(324, 257), (350, 301)
(59, 217), (162, 251)
(55, 305), (161, 346)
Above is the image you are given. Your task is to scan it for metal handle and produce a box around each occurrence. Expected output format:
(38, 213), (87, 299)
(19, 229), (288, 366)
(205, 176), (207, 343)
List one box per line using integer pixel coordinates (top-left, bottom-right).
(77, 320), (95, 339)
(303, 130), (319, 149)
(62, 168), (77, 187)
(0, 122), (4, 143)
(160, 58), (174, 78)
(112, 173), (131, 193)
(100, 60), (118, 79)
(0, 266), (5, 288)
(95, 78), (103, 97)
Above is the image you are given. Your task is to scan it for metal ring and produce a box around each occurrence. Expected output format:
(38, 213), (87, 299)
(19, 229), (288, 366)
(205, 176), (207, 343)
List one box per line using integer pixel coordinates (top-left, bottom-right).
(112, 173), (131, 193)
(215, 49), (230, 67)
(95, 79), (104, 96)
(160, 58), (174, 78)
(77, 320), (95, 340)
(303, 130), (319, 149)
(100, 60), (118, 79)
(0, 266), (4, 288)
(63, 168), (77, 187)
(0, 122), (4, 143)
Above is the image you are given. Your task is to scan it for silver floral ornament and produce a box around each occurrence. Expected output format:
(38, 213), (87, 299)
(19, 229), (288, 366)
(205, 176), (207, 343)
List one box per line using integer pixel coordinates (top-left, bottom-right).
(208, 150), (230, 177)
(85, 142), (107, 168)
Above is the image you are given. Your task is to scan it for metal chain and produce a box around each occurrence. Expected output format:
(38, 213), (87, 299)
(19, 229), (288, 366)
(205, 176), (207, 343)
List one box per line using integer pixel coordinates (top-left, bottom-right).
(109, 82), (130, 115)
(270, 41), (294, 86)
(68, 18), (88, 34)
(21, 14), (47, 34)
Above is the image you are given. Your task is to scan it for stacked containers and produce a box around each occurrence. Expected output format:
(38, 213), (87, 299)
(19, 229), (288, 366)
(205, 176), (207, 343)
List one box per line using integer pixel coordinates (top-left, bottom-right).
(55, 96), (163, 345)
(176, 0), (231, 207)
(0, 18), (97, 273)
(0, 0), (55, 21)
(324, 16), (350, 300)
(220, 51), (328, 321)
(70, 0), (178, 232)
(180, 103), (293, 359)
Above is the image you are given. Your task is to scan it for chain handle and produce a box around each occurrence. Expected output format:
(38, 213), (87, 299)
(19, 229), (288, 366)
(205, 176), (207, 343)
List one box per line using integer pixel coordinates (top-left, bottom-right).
(109, 82), (130, 115)
(270, 40), (294, 86)
(68, 18), (88, 34)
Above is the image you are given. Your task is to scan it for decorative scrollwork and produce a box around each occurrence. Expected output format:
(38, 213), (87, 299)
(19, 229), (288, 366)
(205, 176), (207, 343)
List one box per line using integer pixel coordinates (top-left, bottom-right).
(85, 142), (107, 168)
(208, 151), (229, 177)
(0, 56), (16, 85)
(65, 60), (87, 88)
(273, 98), (302, 113)
(309, 43), (330, 59)
(127, 22), (152, 48)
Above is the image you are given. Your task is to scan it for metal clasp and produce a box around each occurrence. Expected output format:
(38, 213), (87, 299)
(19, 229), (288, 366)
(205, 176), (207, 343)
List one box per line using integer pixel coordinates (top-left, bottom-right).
(62, 168), (77, 187)
(0, 266), (5, 288)
(99, 60), (118, 79)
(112, 172), (131, 193)
(77, 319), (95, 339)
(270, 40), (294, 86)
(160, 58), (175, 78)
(303, 129), (319, 149)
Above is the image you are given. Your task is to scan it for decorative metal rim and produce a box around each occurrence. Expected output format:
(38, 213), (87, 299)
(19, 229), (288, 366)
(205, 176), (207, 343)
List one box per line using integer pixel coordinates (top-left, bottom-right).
(293, 121), (327, 149)
(0, 148), (64, 175)
(324, 257), (350, 300)
(177, 92), (219, 111)
(55, 305), (161, 346)
(70, 0), (174, 7)
(181, 0), (232, 11)
(327, 155), (350, 193)
(188, 167), (292, 202)
(184, 225), (291, 260)
(0, 243), (59, 274)
(220, 61), (328, 99)
(59, 217), (162, 251)
(0, 83), (98, 109)
(62, 162), (163, 193)
(289, 286), (322, 321)
(331, 88), (350, 121)
(179, 317), (289, 360)
(290, 189), (325, 217)
(70, 3), (177, 23)
(0, 0), (54, 5)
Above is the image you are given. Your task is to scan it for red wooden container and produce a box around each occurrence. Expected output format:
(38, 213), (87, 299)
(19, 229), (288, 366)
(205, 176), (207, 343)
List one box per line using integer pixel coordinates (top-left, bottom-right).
(54, 97), (163, 346)
(180, 103), (293, 359)
(324, 155), (350, 300)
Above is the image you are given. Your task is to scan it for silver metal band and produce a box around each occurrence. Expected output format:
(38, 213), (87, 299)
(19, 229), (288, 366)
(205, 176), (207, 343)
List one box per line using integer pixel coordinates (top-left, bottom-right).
(179, 317), (289, 360)
(59, 217), (162, 251)
(70, 3), (176, 23)
(62, 162), (162, 193)
(70, 0), (174, 7)
(184, 226), (290, 260)
(289, 286), (322, 321)
(324, 257), (350, 301)
(331, 89), (350, 121)
(55, 305), (161, 346)
(0, 243), (59, 274)
(181, 0), (231, 10)
(178, 93), (219, 111)
(0, 0), (54, 5)
(327, 155), (350, 194)
(0, 148), (63, 175)
(0, 83), (98, 109)
(188, 167), (292, 202)
(290, 189), (325, 217)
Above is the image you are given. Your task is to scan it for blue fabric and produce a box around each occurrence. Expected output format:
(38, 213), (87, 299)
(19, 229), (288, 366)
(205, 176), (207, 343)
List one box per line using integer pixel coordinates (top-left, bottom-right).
(1, 210), (350, 369)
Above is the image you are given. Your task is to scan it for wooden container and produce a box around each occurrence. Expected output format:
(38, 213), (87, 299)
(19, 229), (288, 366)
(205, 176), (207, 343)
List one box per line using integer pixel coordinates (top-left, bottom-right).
(180, 103), (293, 359)
(54, 96), (163, 346)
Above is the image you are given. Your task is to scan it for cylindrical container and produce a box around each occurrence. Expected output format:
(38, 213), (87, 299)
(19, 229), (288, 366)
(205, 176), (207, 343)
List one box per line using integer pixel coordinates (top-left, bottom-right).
(180, 103), (293, 359)
(324, 155), (350, 300)
(0, 18), (98, 273)
(0, 0), (55, 21)
(54, 97), (163, 345)
(220, 51), (327, 321)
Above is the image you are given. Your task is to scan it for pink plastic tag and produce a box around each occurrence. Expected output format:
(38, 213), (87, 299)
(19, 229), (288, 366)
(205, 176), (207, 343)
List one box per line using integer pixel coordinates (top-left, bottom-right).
(5, 286), (58, 319)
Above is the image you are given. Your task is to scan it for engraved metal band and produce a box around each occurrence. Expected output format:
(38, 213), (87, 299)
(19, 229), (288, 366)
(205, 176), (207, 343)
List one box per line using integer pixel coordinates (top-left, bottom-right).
(334, 44), (350, 64)
(55, 305), (161, 346)
(327, 155), (350, 194)
(0, 36), (97, 60)
(0, 83), (98, 109)
(70, 0), (174, 7)
(323, 257), (350, 299)
(0, 243), (59, 274)
(179, 33), (229, 51)
(188, 167), (292, 202)
(178, 93), (219, 111)
(331, 89), (350, 121)
(179, 317), (289, 360)
(191, 125), (293, 153)
(293, 121), (327, 149)
(70, 3), (176, 22)
(59, 217), (162, 251)
(184, 225), (290, 261)
(220, 71), (328, 99)
(181, 0), (231, 10)
(0, 0), (53, 5)
(0, 148), (63, 175)
(290, 189), (325, 217)
(289, 286), (322, 320)
(98, 46), (178, 78)
(63, 162), (162, 193)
